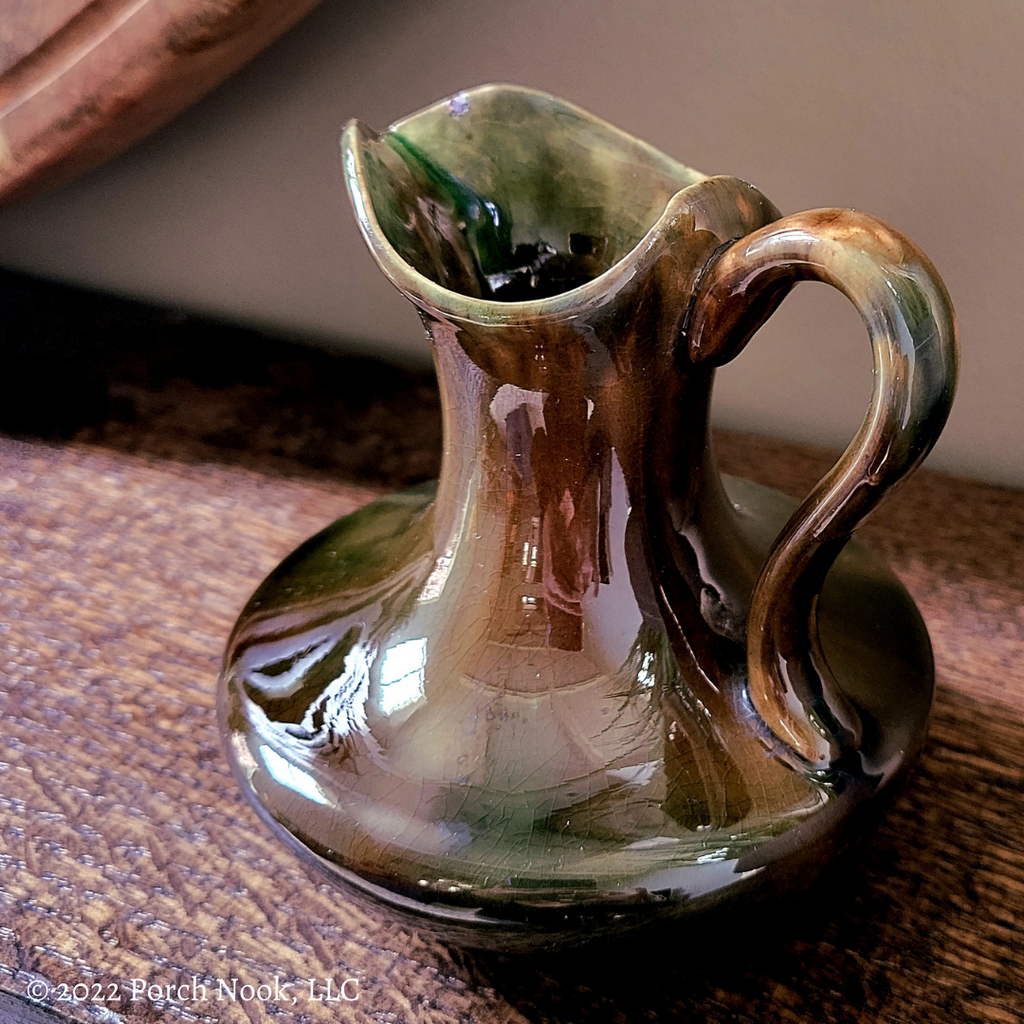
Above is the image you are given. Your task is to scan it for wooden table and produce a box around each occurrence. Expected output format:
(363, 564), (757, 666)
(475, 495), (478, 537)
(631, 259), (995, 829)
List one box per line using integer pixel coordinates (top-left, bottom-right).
(0, 272), (1021, 1023)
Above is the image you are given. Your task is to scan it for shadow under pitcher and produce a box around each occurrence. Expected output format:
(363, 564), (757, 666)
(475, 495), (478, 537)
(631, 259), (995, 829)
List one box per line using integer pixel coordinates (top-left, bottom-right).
(218, 85), (958, 950)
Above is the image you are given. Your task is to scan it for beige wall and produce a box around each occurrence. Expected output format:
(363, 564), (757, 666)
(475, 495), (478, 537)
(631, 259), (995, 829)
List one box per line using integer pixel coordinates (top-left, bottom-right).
(0, 0), (1021, 486)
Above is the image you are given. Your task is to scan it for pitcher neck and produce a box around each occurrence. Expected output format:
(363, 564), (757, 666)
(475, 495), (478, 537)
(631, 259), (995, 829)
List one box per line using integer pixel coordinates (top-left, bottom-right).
(424, 314), (756, 661)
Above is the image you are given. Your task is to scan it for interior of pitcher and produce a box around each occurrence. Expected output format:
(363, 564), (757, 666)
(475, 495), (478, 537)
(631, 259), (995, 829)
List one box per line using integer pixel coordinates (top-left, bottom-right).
(354, 85), (706, 301)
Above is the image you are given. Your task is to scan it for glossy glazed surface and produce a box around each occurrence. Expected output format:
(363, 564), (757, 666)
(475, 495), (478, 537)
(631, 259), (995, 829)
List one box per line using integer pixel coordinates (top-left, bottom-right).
(220, 85), (958, 946)
(220, 477), (932, 946)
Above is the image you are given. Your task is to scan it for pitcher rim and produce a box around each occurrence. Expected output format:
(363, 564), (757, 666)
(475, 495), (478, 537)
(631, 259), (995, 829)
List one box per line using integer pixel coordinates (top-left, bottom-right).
(341, 83), (711, 327)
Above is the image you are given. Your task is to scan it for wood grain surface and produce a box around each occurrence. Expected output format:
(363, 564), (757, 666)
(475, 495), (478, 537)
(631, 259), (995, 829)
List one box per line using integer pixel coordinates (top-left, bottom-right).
(0, 0), (322, 205)
(0, 275), (1021, 1021)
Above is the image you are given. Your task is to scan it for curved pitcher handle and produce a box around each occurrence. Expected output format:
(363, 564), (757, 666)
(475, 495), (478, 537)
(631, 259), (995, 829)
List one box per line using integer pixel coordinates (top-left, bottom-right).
(686, 209), (959, 767)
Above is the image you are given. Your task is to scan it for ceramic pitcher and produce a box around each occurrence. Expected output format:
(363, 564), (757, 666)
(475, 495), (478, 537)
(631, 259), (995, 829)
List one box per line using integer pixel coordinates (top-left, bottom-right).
(219, 85), (957, 949)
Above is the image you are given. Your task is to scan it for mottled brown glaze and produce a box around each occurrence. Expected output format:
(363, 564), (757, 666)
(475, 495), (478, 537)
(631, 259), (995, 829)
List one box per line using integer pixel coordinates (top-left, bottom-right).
(219, 85), (958, 947)
(0, 0), (322, 205)
(688, 210), (959, 766)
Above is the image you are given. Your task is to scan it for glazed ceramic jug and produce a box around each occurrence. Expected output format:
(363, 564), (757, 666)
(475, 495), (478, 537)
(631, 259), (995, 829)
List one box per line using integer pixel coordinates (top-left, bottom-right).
(219, 85), (958, 949)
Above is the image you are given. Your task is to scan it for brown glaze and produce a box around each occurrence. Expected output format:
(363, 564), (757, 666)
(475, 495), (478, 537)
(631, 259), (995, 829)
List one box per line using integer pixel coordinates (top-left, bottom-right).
(218, 86), (959, 946)
(688, 210), (959, 765)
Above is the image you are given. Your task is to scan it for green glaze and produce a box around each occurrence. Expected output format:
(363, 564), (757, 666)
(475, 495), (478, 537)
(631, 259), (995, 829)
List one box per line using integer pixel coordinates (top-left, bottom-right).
(348, 84), (706, 311)
(385, 132), (514, 287)
(220, 477), (931, 947)
(220, 85), (958, 948)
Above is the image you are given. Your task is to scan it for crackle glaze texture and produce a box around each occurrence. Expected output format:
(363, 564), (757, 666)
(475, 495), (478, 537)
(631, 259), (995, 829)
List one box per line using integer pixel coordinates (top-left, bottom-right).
(219, 85), (958, 948)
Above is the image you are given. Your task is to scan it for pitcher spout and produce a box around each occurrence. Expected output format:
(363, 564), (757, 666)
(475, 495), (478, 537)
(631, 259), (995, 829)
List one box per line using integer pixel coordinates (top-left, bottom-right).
(342, 83), (714, 313)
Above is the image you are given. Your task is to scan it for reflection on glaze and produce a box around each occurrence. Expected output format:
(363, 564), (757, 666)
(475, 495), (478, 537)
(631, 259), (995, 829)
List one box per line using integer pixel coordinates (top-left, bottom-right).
(379, 638), (427, 714)
(260, 746), (331, 806)
(220, 85), (955, 948)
